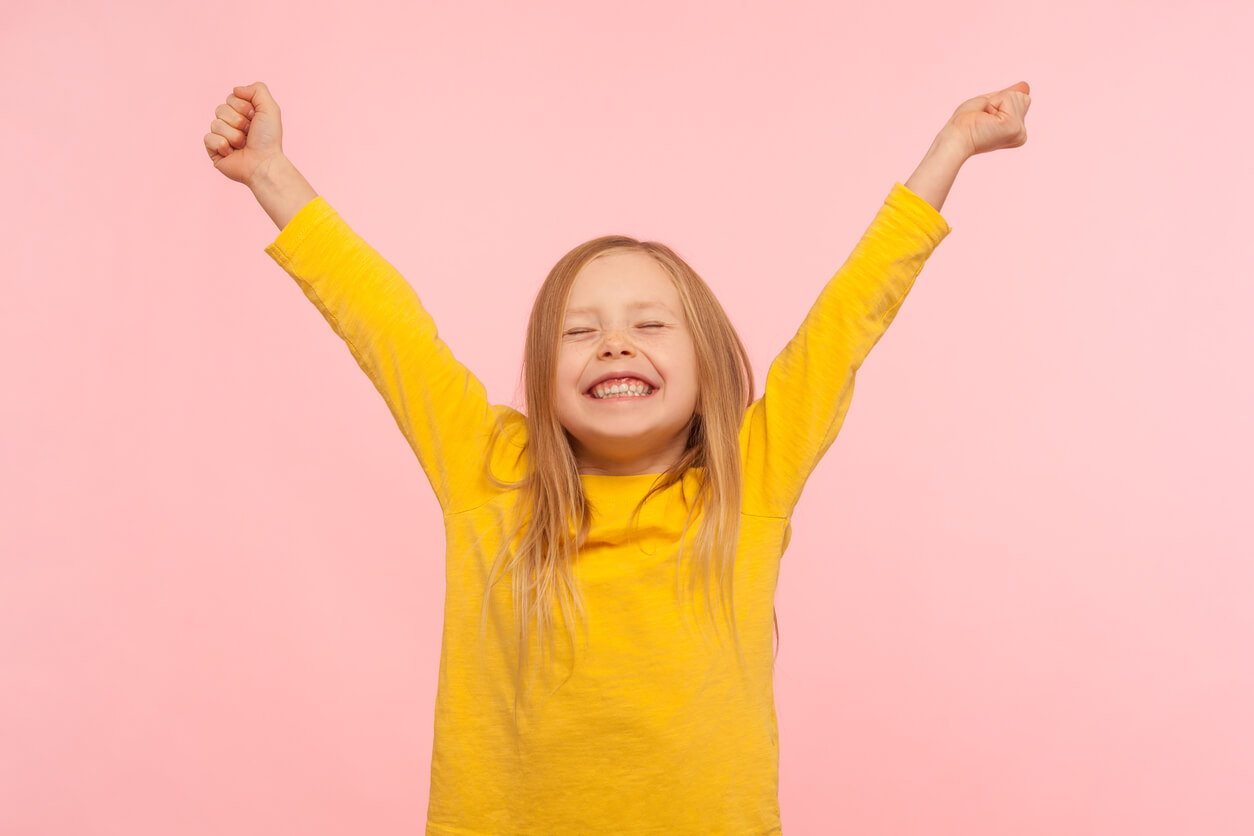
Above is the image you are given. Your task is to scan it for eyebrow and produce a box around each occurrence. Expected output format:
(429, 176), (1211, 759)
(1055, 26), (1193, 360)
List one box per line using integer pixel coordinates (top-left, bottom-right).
(563, 302), (674, 318)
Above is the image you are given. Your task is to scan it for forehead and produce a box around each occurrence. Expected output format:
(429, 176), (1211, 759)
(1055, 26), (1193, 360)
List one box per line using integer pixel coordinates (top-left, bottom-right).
(564, 250), (683, 316)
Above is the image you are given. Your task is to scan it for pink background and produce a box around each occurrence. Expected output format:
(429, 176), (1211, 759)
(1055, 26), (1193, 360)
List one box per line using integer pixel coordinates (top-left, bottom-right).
(3, 0), (1251, 833)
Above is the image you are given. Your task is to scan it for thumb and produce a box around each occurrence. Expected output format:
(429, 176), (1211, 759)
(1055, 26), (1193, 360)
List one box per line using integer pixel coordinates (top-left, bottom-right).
(234, 81), (279, 116)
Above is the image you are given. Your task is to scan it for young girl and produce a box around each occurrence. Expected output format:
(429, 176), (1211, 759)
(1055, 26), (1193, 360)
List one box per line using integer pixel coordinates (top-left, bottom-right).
(205, 80), (1030, 835)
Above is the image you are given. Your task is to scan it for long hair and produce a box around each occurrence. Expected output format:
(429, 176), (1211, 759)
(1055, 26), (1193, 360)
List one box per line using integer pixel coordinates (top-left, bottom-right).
(480, 235), (764, 714)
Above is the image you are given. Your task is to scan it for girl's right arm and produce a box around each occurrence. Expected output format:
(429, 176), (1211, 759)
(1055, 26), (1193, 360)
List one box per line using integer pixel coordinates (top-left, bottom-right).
(206, 83), (510, 514)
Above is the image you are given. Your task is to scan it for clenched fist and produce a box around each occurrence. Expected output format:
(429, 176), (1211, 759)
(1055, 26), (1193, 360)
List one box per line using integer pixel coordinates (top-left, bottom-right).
(204, 82), (285, 188)
(947, 81), (1032, 158)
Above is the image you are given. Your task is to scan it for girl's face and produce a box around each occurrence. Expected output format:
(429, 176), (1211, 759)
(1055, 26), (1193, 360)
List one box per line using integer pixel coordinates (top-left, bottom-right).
(554, 251), (700, 476)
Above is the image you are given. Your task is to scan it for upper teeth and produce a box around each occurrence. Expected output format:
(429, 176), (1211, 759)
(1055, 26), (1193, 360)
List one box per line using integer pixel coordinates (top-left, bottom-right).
(591, 379), (654, 399)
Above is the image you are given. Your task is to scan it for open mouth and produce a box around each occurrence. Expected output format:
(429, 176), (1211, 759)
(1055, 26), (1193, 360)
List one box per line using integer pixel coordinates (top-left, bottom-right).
(584, 378), (657, 400)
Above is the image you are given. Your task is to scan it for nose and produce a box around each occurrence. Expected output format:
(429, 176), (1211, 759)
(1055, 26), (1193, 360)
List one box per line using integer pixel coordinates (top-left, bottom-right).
(598, 329), (635, 358)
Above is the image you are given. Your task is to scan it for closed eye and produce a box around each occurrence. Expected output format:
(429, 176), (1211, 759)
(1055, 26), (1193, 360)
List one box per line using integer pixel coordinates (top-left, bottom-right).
(639, 322), (665, 329)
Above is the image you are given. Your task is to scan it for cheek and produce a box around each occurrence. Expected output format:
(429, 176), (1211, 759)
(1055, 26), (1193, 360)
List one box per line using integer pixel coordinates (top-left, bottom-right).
(679, 346), (700, 389)
(554, 357), (584, 410)
(555, 354), (579, 390)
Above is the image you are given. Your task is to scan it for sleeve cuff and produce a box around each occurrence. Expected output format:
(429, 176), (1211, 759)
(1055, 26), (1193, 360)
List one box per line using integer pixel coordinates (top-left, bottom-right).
(262, 195), (337, 265)
(888, 181), (952, 245)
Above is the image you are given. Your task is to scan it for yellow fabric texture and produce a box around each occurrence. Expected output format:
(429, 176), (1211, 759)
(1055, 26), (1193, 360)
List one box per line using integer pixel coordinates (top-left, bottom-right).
(264, 182), (949, 835)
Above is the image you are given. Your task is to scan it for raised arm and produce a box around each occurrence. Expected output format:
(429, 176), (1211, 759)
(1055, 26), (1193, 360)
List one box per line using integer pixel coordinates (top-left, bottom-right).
(264, 190), (510, 515)
(738, 182), (950, 517)
(207, 83), (509, 514)
(739, 81), (1031, 517)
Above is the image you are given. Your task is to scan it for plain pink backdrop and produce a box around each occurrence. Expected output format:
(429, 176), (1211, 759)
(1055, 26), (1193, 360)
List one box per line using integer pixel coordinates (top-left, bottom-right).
(3, 0), (1251, 833)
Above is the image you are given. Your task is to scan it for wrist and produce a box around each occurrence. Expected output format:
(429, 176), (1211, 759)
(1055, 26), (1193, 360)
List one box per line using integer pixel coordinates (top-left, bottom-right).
(904, 130), (969, 214)
(248, 155), (318, 231)
(247, 153), (294, 195)
(926, 127), (973, 166)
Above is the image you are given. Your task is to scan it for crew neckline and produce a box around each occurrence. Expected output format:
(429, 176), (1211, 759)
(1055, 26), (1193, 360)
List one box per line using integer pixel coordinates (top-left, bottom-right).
(578, 466), (704, 480)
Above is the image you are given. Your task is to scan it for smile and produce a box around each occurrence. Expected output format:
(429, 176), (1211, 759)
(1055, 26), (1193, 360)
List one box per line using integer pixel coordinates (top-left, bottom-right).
(585, 378), (657, 399)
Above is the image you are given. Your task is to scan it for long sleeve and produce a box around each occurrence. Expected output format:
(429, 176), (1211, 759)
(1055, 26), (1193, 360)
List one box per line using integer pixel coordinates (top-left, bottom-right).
(739, 182), (951, 518)
(263, 196), (513, 514)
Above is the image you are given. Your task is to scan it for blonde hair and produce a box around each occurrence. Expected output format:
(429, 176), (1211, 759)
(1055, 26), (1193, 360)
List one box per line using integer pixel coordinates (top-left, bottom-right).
(481, 235), (770, 713)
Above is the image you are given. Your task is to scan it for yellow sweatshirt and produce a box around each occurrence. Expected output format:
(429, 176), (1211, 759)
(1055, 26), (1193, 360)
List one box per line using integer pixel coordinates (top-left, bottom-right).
(265, 182), (949, 835)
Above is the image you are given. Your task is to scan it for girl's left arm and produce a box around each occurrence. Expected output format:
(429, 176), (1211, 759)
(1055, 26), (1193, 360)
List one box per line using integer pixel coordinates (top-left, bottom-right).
(739, 82), (1031, 518)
